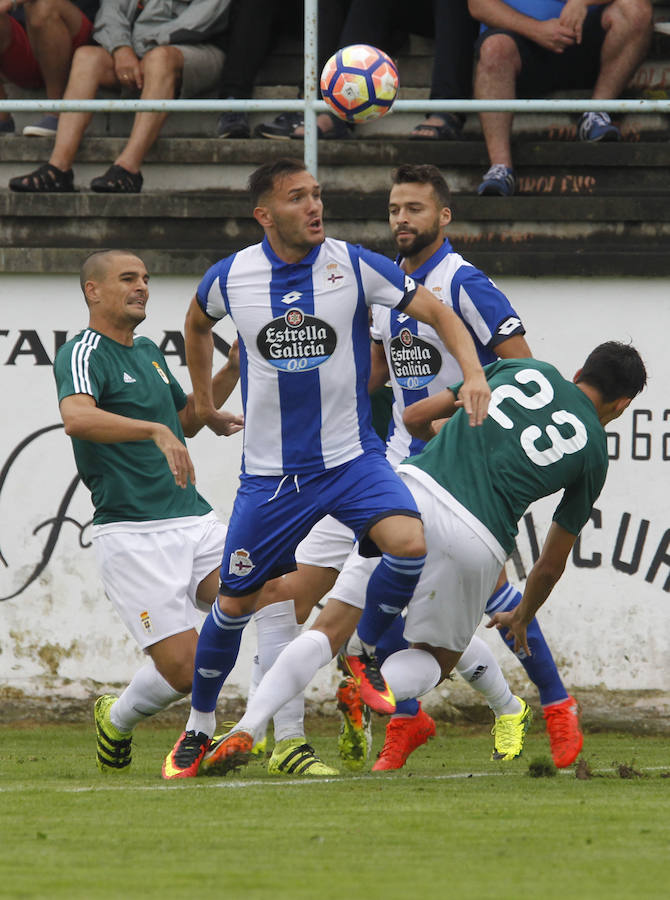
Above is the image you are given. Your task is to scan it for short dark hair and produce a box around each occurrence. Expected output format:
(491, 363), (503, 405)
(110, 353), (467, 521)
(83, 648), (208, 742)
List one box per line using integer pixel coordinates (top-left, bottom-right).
(248, 157), (307, 207)
(576, 341), (647, 402)
(79, 249), (136, 302)
(391, 164), (451, 209)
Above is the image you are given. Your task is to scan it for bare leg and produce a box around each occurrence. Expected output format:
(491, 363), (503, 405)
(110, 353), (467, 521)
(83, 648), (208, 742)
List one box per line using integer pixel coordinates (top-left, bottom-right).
(24, 0), (86, 99)
(114, 45), (184, 173)
(49, 45), (118, 171)
(592, 0), (652, 99)
(474, 33), (521, 167)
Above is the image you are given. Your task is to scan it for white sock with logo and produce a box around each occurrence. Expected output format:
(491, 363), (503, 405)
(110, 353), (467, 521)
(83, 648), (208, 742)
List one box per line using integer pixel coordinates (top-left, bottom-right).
(111, 661), (185, 733)
(381, 648), (442, 700)
(236, 629), (332, 741)
(455, 635), (521, 717)
(254, 600), (305, 742)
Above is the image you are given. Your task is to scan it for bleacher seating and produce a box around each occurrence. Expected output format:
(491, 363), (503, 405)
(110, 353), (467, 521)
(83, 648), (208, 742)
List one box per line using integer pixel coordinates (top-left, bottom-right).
(1, 20), (669, 276)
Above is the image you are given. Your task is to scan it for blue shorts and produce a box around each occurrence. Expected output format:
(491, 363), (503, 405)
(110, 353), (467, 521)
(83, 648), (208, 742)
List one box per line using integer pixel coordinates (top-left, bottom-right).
(219, 451), (421, 596)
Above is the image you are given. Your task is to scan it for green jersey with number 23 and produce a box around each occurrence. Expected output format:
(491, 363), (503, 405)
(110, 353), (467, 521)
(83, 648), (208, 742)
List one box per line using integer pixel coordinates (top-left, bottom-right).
(402, 358), (609, 556)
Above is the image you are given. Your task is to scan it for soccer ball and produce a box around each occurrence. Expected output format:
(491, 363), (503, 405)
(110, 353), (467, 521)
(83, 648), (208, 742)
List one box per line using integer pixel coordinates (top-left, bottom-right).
(320, 44), (399, 124)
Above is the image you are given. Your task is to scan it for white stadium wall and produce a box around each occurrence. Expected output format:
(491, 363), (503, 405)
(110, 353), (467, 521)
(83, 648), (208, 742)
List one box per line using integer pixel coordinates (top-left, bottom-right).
(0, 273), (668, 712)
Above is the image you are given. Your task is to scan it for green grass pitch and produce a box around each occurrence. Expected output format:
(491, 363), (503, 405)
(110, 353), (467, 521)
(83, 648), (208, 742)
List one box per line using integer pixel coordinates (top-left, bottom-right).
(1, 721), (668, 900)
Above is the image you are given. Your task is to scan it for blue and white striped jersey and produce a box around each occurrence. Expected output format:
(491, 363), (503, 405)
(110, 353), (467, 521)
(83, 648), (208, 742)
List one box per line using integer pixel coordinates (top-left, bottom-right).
(197, 236), (416, 476)
(371, 240), (525, 465)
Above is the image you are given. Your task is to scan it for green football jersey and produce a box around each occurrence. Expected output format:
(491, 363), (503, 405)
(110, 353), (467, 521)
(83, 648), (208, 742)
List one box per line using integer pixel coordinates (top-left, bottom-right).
(402, 358), (608, 555)
(54, 328), (211, 525)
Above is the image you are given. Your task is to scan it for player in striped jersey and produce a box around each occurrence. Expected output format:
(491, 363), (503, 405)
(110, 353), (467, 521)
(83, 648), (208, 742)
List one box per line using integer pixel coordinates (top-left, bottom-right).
(54, 250), (242, 773)
(230, 165), (575, 774)
(163, 157), (491, 778)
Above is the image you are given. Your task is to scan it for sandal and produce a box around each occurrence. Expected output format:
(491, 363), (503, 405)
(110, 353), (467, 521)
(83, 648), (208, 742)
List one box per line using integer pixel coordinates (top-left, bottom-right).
(9, 162), (75, 193)
(410, 114), (462, 141)
(90, 164), (143, 193)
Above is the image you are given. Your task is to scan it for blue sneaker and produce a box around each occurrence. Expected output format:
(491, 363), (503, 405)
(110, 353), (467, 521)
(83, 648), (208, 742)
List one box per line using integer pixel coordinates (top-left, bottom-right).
(0, 116), (15, 135)
(477, 165), (516, 197)
(577, 111), (621, 142)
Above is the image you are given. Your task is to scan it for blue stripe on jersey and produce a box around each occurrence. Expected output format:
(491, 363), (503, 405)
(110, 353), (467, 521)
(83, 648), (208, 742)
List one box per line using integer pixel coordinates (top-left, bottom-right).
(197, 252), (236, 319)
(450, 267), (499, 366)
(238, 334), (249, 473)
(348, 245), (377, 450)
(268, 256), (323, 472)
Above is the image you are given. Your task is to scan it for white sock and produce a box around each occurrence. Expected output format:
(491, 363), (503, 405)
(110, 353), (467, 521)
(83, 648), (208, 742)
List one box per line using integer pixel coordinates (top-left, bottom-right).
(110, 661), (185, 733)
(381, 648), (442, 701)
(255, 600), (305, 742)
(455, 635), (521, 717)
(186, 708), (217, 738)
(236, 629), (332, 741)
(246, 654), (267, 744)
(346, 630), (374, 657)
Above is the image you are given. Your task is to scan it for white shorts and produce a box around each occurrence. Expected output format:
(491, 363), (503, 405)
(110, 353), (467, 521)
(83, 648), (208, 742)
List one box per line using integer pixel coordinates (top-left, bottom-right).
(399, 472), (502, 651)
(295, 515), (356, 571)
(331, 472), (501, 651)
(93, 512), (227, 650)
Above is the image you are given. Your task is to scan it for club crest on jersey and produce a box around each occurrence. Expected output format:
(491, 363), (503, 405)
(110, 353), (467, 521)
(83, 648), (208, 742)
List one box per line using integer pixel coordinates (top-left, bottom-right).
(140, 610), (153, 633)
(324, 262), (344, 288)
(151, 361), (169, 384)
(389, 330), (442, 389)
(229, 548), (255, 577)
(257, 309), (337, 373)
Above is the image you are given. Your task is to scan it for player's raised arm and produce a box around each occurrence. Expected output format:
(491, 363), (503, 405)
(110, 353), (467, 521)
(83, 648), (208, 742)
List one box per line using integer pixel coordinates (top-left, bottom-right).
(487, 522), (578, 654)
(184, 295), (244, 437)
(403, 284), (490, 426)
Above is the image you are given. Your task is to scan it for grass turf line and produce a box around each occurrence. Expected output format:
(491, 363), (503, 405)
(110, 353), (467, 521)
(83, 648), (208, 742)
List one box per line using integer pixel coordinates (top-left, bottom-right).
(0, 724), (668, 900)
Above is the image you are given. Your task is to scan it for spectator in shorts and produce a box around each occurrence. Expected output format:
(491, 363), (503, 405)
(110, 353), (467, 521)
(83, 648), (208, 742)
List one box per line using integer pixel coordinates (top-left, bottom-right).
(8, 0), (233, 193)
(470, 0), (653, 196)
(0, 0), (98, 136)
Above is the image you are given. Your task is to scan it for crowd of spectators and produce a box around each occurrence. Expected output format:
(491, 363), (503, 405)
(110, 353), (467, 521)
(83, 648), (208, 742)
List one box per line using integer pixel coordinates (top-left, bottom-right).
(0, 0), (656, 195)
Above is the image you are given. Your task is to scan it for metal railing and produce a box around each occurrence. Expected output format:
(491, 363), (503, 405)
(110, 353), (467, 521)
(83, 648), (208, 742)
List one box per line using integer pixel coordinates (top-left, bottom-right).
(1, 0), (669, 177)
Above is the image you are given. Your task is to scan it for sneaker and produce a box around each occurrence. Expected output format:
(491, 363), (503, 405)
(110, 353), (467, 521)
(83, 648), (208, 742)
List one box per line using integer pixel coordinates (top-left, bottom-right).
(0, 116), (15, 135)
(336, 677), (372, 771)
(250, 735), (268, 758)
(199, 729), (253, 776)
(491, 696), (533, 761)
(477, 164), (516, 197)
(577, 111), (621, 142)
(543, 695), (584, 768)
(162, 730), (210, 780)
(268, 738), (339, 776)
(23, 114), (59, 137)
(216, 111), (250, 138)
(254, 111), (303, 140)
(338, 648), (396, 715)
(94, 694), (132, 773)
(372, 705), (436, 771)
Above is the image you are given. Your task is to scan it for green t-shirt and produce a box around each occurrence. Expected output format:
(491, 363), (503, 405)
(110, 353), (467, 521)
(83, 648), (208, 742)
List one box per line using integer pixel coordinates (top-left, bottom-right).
(54, 328), (211, 525)
(402, 359), (608, 555)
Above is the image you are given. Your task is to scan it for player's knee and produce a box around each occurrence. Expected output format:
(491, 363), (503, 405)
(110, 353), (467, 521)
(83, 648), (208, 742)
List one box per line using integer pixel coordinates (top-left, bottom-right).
(159, 659), (194, 694)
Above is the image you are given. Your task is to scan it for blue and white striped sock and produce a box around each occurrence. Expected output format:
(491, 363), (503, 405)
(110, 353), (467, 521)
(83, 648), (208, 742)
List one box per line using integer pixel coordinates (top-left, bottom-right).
(358, 552), (426, 648)
(190, 602), (253, 716)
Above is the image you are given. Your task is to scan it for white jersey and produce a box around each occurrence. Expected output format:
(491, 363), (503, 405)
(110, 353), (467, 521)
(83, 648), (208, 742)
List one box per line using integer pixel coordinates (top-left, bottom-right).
(197, 237), (416, 476)
(371, 239), (525, 465)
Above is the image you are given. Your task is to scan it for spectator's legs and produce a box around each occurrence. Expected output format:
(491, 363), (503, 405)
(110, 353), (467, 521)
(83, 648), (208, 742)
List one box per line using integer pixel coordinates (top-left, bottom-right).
(114, 46), (183, 174)
(218, 0), (287, 98)
(24, 0), (87, 100)
(48, 46), (116, 172)
(474, 33), (521, 167)
(0, 17), (15, 129)
(593, 0), (652, 99)
(0, 81), (11, 130)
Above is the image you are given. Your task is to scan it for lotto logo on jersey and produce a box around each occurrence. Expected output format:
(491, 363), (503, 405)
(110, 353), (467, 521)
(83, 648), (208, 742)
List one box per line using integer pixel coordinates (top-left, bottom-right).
(389, 330), (442, 389)
(257, 309), (337, 373)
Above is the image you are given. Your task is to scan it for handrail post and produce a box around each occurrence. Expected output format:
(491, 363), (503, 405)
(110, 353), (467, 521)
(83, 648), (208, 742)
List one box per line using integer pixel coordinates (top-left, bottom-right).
(303, 0), (318, 178)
